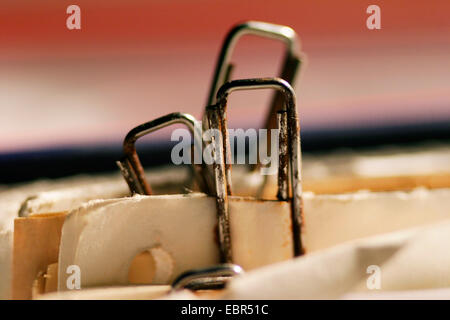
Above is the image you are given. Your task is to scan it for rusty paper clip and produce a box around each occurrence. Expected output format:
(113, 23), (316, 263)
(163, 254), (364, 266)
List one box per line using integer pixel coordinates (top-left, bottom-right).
(207, 77), (303, 261)
(117, 112), (209, 195)
(205, 21), (301, 133)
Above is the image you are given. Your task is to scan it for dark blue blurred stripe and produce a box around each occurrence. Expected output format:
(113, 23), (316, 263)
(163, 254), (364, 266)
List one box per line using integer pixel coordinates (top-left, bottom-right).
(1, 120), (449, 184)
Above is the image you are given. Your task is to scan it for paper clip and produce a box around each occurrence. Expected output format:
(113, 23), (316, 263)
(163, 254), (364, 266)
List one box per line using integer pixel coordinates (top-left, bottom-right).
(172, 264), (244, 291)
(205, 21), (301, 133)
(207, 77), (303, 261)
(117, 112), (209, 195)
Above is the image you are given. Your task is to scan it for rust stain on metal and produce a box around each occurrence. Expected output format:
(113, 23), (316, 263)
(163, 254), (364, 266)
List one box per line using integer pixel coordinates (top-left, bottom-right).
(277, 110), (288, 201)
(208, 105), (233, 263)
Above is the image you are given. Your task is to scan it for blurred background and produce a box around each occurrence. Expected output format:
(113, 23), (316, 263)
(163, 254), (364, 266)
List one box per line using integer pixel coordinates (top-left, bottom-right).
(1, 0), (449, 183)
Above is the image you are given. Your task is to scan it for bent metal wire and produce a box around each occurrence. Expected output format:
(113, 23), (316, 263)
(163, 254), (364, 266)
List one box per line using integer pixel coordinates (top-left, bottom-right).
(116, 112), (211, 195)
(205, 21), (302, 135)
(172, 264), (244, 291)
(207, 77), (304, 261)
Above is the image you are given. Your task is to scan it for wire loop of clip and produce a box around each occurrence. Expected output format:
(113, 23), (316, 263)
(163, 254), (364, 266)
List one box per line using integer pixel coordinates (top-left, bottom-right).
(117, 112), (209, 195)
(172, 264), (244, 291)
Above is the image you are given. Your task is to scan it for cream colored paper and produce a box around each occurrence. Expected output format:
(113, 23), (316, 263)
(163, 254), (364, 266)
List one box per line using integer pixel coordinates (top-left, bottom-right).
(224, 219), (450, 299)
(57, 193), (293, 290)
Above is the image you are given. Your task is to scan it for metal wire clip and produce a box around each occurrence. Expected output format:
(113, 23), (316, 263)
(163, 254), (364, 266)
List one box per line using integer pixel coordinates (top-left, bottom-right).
(172, 264), (244, 291)
(207, 77), (304, 262)
(117, 112), (209, 195)
(205, 21), (302, 134)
